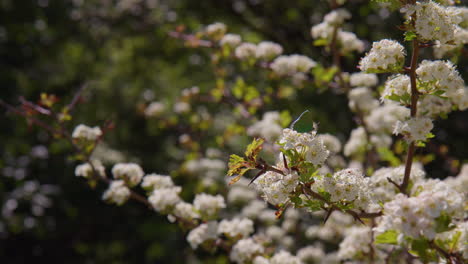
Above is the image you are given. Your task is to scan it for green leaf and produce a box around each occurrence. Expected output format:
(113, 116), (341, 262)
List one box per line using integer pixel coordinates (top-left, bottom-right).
(313, 38), (329, 47)
(232, 77), (246, 99)
(290, 195), (302, 207)
(435, 214), (453, 233)
(375, 230), (398, 245)
(305, 199), (323, 211)
(432, 90), (445, 96)
(409, 238), (435, 262)
(386, 94), (402, 102)
(404, 31), (417, 41)
(449, 231), (462, 251)
(279, 110), (292, 128)
(377, 147), (401, 166)
(416, 141), (426, 147)
(227, 154), (247, 176)
(245, 138), (264, 161)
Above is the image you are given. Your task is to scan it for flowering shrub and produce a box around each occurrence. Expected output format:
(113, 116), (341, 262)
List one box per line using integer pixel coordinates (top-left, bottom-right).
(1, 0), (468, 263)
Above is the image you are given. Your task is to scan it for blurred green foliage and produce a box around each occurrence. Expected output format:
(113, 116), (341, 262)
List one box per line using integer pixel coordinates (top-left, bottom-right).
(1, 0), (467, 263)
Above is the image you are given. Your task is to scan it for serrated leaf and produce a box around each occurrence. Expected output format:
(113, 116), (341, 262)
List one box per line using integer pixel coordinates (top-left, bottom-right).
(245, 138), (264, 161)
(227, 154), (247, 176)
(404, 31), (417, 41)
(228, 174), (242, 185)
(375, 230), (398, 245)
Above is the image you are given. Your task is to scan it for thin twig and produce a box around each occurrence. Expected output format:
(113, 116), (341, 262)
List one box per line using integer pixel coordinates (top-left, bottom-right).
(400, 38), (420, 195)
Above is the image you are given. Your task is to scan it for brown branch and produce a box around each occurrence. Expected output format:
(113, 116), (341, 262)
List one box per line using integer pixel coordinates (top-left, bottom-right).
(400, 38), (420, 195)
(302, 185), (382, 223)
(19, 96), (52, 115)
(0, 99), (62, 136)
(67, 83), (88, 113)
(168, 31), (212, 47)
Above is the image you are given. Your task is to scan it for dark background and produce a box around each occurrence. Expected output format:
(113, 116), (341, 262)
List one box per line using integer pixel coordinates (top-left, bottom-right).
(1, 0), (467, 263)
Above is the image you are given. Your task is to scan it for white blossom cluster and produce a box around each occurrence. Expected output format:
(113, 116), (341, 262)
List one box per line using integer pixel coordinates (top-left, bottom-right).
(258, 250), (303, 264)
(111, 163), (144, 186)
(310, 9), (364, 54)
(241, 200), (275, 221)
(270, 55), (317, 76)
(146, 174), (182, 213)
(359, 39), (405, 73)
(417, 95), (453, 117)
(187, 221), (218, 249)
(220, 33), (242, 47)
(416, 60), (464, 97)
(337, 226), (373, 261)
(365, 103), (409, 134)
(343, 127), (391, 158)
(218, 218), (254, 238)
(403, 1), (460, 44)
(338, 31), (365, 53)
(74, 159), (106, 179)
(144, 101), (165, 117)
(256, 41), (283, 60)
(393, 117), (433, 142)
(433, 6), (468, 57)
(230, 238), (265, 264)
(235, 43), (257, 60)
(204, 22), (227, 39)
(253, 170), (299, 206)
(376, 180), (463, 240)
(348, 87), (379, 113)
(193, 193), (226, 220)
(172, 202), (199, 220)
(381, 74), (411, 101)
(369, 165), (425, 203)
(305, 211), (354, 241)
(434, 25), (468, 58)
(452, 87), (468, 111)
(349, 72), (378, 88)
(324, 8), (351, 25)
(227, 178), (258, 205)
(102, 180), (130, 205)
(185, 157), (226, 186)
(247, 111), (283, 142)
(297, 245), (325, 263)
(311, 169), (373, 210)
(316, 134), (342, 154)
(343, 127), (367, 157)
(148, 187), (181, 213)
(173, 101), (190, 113)
(444, 164), (468, 196)
(72, 124), (102, 141)
(278, 128), (329, 166)
(235, 41), (283, 61)
(141, 173), (175, 191)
